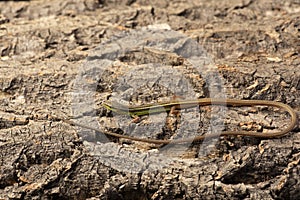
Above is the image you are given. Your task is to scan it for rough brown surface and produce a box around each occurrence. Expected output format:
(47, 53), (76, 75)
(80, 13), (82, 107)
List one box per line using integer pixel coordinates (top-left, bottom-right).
(0, 0), (300, 199)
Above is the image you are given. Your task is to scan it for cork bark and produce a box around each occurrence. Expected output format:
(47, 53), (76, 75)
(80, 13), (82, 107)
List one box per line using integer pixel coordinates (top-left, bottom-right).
(0, 0), (299, 199)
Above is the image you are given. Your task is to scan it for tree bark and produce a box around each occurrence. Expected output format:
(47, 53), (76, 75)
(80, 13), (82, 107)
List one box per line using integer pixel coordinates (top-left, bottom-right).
(0, 0), (299, 199)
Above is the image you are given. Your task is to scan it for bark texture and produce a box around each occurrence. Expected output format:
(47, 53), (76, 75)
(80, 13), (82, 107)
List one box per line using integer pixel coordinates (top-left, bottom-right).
(0, 0), (299, 199)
